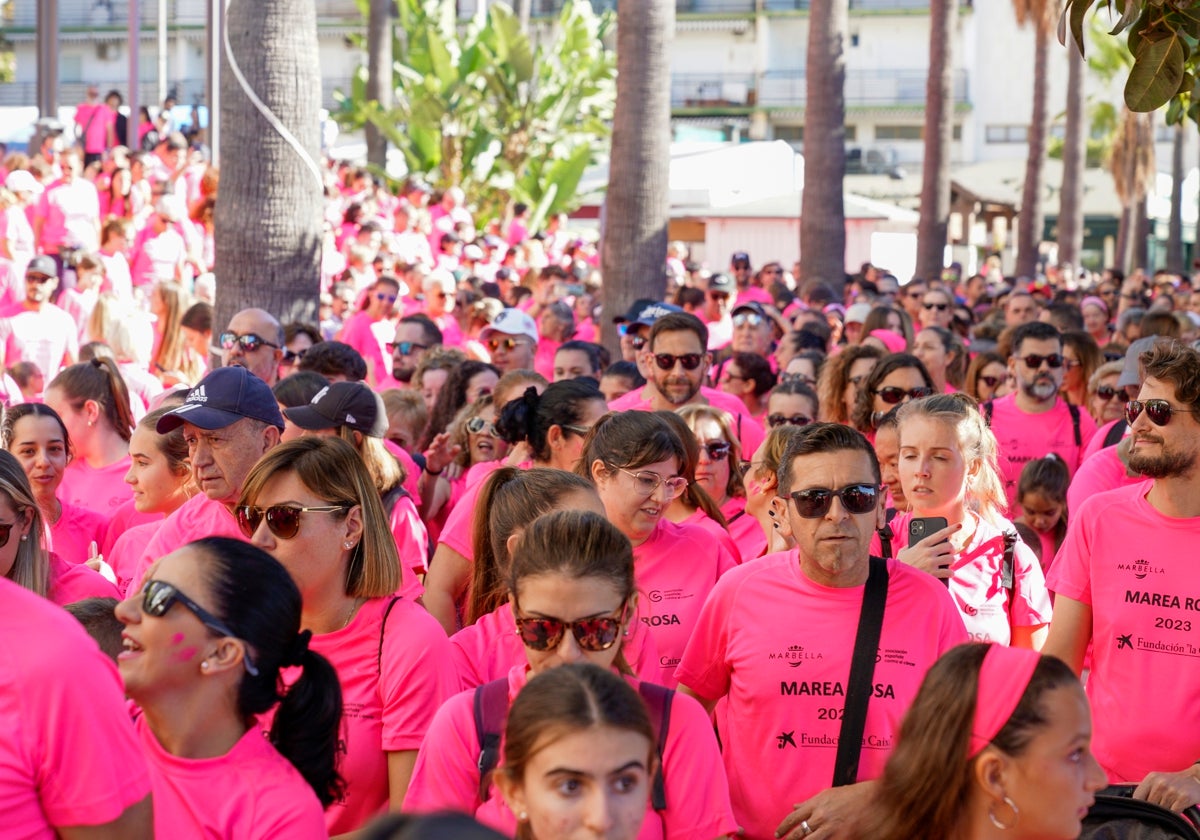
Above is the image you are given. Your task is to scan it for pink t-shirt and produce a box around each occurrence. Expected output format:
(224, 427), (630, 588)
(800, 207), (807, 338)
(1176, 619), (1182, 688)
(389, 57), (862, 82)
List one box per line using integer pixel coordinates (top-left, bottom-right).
(436, 460), (531, 564)
(47, 549), (119, 605)
(78, 104), (116, 154)
(735, 287), (774, 307)
(449, 601), (667, 692)
(723, 496), (767, 562)
(340, 311), (391, 384)
(108, 519), (162, 597)
(60, 457), (134, 518)
(987, 395), (1097, 511)
(135, 716), (327, 839)
(0, 577), (151, 838)
(403, 664), (739, 840)
(608, 385), (766, 461)
(675, 552), (967, 840)
(390, 491), (428, 599)
(100, 498), (160, 557)
(681, 508), (743, 565)
(533, 337), (560, 381)
(129, 227), (186, 287)
(48, 501), (109, 567)
(1066, 444), (1144, 522)
(1081, 417), (1125, 463)
(129, 494), (243, 594)
(633, 518), (738, 686)
(35, 179), (100, 252)
(263, 596), (457, 835)
(1047, 481), (1200, 782)
(382, 438), (422, 501)
(880, 512), (1052, 644)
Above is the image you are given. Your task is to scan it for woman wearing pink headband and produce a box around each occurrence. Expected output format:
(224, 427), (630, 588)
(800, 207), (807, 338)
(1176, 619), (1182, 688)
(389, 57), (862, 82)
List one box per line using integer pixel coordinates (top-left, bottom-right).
(1081, 296), (1112, 348)
(855, 643), (1106, 840)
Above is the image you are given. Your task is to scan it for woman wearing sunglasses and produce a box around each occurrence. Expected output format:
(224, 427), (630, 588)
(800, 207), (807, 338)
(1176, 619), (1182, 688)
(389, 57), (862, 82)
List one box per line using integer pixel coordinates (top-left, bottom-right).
(659, 410), (743, 564)
(405, 510), (738, 840)
(581, 410), (737, 686)
(887, 394), (1052, 648)
(850, 353), (936, 439)
(420, 395), (508, 536)
(424, 378), (607, 635)
(678, 404), (763, 559)
(339, 275), (403, 388)
(116, 537), (340, 838)
(417, 360), (501, 453)
(455, 467), (664, 689)
(911, 326), (966, 394)
(1084, 360), (1127, 426)
(237, 436), (458, 835)
(1059, 331), (1102, 409)
(965, 351), (1010, 404)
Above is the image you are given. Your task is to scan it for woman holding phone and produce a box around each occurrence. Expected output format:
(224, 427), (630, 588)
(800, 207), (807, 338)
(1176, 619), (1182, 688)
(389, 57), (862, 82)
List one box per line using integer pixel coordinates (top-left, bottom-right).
(883, 393), (1052, 648)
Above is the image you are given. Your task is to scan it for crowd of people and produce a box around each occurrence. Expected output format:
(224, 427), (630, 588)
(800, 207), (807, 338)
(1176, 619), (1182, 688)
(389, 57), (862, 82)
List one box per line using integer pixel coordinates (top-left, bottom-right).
(4, 120), (1200, 840)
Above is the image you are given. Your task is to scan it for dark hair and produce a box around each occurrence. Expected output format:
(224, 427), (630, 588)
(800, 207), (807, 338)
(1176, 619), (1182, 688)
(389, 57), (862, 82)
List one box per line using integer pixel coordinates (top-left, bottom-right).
(858, 644), (1077, 840)
(399, 313), (444, 347)
(497, 379), (605, 462)
(578, 410), (687, 478)
(601, 360), (645, 389)
(283, 321), (322, 346)
(1009, 321), (1061, 357)
(964, 351), (1007, 403)
(917, 325), (967, 389)
(3, 402), (72, 460)
(1018, 454), (1070, 509)
(64, 597), (123, 662)
(297, 340), (368, 381)
(137, 406), (191, 479)
(770, 379), (820, 415)
(1140, 309), (1181, 340)
(861, 305), (914, 347)
(648, 311), (708, 352)
(728, 351), (776, 396)
(468, 468), (598, 624)
(361, 813), (508, 840)
(272, 371), (330, 408)
(1141, 339), (1200, 414)
(7, 361), (41, 390)
(47, 357), (135, 442)
(777, 422), (881, 494)
(850, 353), (934, 433)
(500, 663), (654, 838)
(555, 340), (604, 378)
(420, 360), (501, 450)
(817, 344), (883, 424)
(1043, 302), (1085, 333)
(1060, 331), (1102, 393)
(180, 301), (213, 333)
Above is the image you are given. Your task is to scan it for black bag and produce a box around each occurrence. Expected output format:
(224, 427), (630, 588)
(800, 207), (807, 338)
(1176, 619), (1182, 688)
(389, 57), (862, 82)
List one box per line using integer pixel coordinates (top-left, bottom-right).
(1079, 785), (1200, 839)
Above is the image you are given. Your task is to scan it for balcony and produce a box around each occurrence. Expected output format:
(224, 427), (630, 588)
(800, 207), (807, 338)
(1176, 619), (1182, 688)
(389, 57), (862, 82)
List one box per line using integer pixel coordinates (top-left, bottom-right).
(4, 0), (366, 30)
(757, 68), (968, 108)
(672, 74), (757, 109)
(0, 78), (205, 108)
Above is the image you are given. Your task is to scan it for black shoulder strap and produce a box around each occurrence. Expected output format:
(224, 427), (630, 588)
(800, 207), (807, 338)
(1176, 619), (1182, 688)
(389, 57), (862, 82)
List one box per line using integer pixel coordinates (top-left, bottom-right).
(638, 682), (674, 812)
(1001, 530), (1018, 617)
(473, 678), (509, 803)
(1103, 418), (1127, 448)
(833, 557), (890, 787)
(1068, 403), (1081, 447)
(983, 399), (994, 425)
(877, 522), (894, 559)
(376, 595), (402, 675)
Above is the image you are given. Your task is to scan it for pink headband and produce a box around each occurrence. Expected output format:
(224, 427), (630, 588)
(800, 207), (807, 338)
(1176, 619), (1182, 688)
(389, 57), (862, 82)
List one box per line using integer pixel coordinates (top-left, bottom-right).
(968, 645), (1041, 758)
(868, 329), (908, 354)
(1081, 295), (1108, 316)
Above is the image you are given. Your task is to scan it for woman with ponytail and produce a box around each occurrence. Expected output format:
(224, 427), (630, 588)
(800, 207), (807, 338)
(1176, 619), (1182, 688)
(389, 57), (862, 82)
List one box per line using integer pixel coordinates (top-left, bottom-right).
(44, 356), (139, 517)
(116, 537), (340, 838)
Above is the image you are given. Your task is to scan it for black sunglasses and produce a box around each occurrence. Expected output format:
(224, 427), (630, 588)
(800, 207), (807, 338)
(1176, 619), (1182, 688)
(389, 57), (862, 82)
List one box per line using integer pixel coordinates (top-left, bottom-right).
(979, 375), (1002, 389)
(281, 348), (308, 365)
(653, 353), (703, 371)
(513, 603), (627, 652)
(630, 336), (648, 351)
(236, 504), (351, 540)
(219, 331), (279, 353)
(699, 441), (731, 460)
(767, 413), (813, 429)
(0, 520), (15, 547)
(139, 579), (259, 675)
(1096, 385), (1129, 403)
(1018, 353), (1064, 369)
(922, 302), (949, 311)
(780, 372), (814, 386)
(387, 341), (428, 355)
(1126, 399), (1193, 427)
(789, 484), (881, 519)
(874, 386), (933, 405)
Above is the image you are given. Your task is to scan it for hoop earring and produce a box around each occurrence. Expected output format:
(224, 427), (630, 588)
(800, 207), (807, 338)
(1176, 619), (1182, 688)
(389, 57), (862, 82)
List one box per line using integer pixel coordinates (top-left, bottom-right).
(988, 795), (1019, 830)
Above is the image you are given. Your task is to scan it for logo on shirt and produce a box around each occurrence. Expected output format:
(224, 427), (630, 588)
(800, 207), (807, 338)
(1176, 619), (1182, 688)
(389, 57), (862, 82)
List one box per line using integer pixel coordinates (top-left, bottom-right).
(768, 644), (824, 667)
(647, 588), (691, 604)
(640, 613), (681, 627)
(1117, 633), (1133, 650)
(878, 647), (919, 668)
(1117, 558), (1166, 580)
(776, 731), (797, 749)
(188, 384), (208, 403)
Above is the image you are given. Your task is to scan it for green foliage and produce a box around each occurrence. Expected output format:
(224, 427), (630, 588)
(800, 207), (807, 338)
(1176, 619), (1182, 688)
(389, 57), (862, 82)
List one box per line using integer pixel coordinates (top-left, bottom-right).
(1060, 0), (1200, 121)
(333, 0), (616, 229)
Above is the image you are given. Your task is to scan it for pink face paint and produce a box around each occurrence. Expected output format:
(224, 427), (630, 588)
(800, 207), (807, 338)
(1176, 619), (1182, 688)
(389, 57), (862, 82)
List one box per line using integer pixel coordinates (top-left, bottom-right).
(171, 633), (185, 645)
(174, 646), (198, 663)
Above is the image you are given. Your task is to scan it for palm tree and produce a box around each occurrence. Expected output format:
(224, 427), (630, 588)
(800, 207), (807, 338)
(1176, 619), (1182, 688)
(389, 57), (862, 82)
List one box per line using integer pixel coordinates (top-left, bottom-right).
(214, 0), (324, 330)
(1012, 0), (1061, 279)
(1166, 121), (1185, 273)
(801, 0), (848, 288)
(365, 0), (393, 169)
(1057, 32), (1086, 275)
(1109, 108), (1155, 273)
(916, 0), (958, 283)
(599, 0), (673, 353)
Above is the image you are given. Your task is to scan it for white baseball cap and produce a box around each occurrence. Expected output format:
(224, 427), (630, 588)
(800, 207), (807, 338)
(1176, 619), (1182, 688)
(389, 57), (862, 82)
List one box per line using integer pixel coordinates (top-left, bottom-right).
(5, 170), (43, 195)
(481, 308), (539, 344)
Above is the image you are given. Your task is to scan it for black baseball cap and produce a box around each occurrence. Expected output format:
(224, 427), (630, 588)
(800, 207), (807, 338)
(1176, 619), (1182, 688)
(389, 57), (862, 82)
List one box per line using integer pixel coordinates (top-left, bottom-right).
(157, 366), (285, 432)
(284, 381), (388, 438)
(613, 298), (683, 326)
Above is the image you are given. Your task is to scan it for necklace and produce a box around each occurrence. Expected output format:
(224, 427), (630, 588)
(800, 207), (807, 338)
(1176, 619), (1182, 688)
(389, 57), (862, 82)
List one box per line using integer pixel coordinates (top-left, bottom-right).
(342, 597), (364, 630)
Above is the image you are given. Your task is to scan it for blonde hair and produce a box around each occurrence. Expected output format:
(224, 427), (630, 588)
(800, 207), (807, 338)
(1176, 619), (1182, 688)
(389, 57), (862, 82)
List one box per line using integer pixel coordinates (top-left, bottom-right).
(677, 403), (745, 500)
(238, 437), (401, 598)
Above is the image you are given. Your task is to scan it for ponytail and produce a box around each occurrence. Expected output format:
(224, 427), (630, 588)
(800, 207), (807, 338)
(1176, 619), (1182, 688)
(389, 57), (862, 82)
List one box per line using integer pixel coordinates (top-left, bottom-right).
(47, 357), (135, 442)
(497, 380), (604, 462)
(271, 640), (346, 808)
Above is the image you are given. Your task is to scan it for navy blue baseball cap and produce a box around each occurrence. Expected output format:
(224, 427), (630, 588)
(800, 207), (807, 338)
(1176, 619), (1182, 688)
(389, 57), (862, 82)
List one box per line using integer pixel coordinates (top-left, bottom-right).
(156, 366), (285, 432)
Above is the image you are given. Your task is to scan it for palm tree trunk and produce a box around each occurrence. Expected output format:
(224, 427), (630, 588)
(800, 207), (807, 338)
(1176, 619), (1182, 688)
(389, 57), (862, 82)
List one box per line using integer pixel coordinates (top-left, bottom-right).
(916, 0), (957, 282)
(365, 0), (393, 170)
(599, 0), (673, 354)
(1167, 122), (1185, 273)
(801, 0), (848, 288)
(1057, 37), (1085, 274)
(214, 0), (324, 331)
(1016, 16), (1050, 279)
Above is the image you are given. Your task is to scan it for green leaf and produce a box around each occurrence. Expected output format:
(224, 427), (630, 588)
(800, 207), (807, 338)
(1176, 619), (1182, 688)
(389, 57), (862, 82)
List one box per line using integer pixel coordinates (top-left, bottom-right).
(1125, 30), (1186, 111)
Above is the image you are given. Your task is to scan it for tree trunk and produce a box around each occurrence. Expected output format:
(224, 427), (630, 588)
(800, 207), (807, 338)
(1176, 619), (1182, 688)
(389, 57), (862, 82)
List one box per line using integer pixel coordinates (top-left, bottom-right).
(1115, 205), (1131, 275)
(1016, 17), (1050, 279)
(599, 0), (673, 355)
(365, 0), (393, 170)
(1057, 36), (1085, 275)
(1134, 194), (1151, 271)
(916, 0), (956, 283)
(1167, 121), (1185, 273)
(214, 0), (324, 333)
(801, 0), (848, 288)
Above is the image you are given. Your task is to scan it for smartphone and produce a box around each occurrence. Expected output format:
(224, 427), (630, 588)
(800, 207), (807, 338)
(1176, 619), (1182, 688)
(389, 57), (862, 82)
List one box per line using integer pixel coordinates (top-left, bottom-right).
(909, 517), (951, 586)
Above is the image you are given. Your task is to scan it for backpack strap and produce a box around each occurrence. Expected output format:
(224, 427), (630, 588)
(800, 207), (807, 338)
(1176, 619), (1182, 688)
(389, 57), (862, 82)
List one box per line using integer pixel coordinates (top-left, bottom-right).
(1103, 418), (1127, 448)
(833, 556), (890, 787)
(877, 508), (899, 558)
(1068, 403), (1081, 447)
(983, 399), (993, 425)
(377, 595), (402, 675)
(637, 682), (674, 812)
(1001, 530), (1018, 619)
(473, 678), (510, 804)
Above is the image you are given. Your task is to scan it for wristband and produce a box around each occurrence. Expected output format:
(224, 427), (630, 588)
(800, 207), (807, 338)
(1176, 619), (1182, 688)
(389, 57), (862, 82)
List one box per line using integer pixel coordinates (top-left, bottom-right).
(423, 464), (443, 476)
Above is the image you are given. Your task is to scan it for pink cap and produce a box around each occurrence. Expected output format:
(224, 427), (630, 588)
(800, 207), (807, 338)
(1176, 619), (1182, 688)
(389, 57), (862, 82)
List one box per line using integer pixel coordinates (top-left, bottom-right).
(968, 645), (1042, 758)
(868, 329), (907, 355)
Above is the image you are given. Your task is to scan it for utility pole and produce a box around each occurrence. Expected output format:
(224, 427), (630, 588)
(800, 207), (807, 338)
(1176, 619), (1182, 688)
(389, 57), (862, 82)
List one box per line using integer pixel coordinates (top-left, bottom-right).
(128, 0), (141, 148)
(35, 0), (58, 120)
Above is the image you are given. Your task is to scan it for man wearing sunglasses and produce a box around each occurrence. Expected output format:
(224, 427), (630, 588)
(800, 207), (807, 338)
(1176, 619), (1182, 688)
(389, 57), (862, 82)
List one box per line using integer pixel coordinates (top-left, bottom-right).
(338, 276), (403, 388)
(1045, 340), (1200, 813)
(480, 308), (538, 373)
(382, 314), (442, 387)
(2, 256), (79, 381)
(677, 423), (966, 840)
(126, 366), (284, 593)
(221, 307), (284, 386)
(729, 301), (777, 359)
(988, 321), (1097, 511)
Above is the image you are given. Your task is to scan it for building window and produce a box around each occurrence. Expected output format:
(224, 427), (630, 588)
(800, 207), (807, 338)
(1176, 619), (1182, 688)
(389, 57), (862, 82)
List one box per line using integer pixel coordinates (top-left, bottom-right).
(875, 125), (923, 141)
(986, 125), (1028, 143)
(775, 125), (803, 143)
